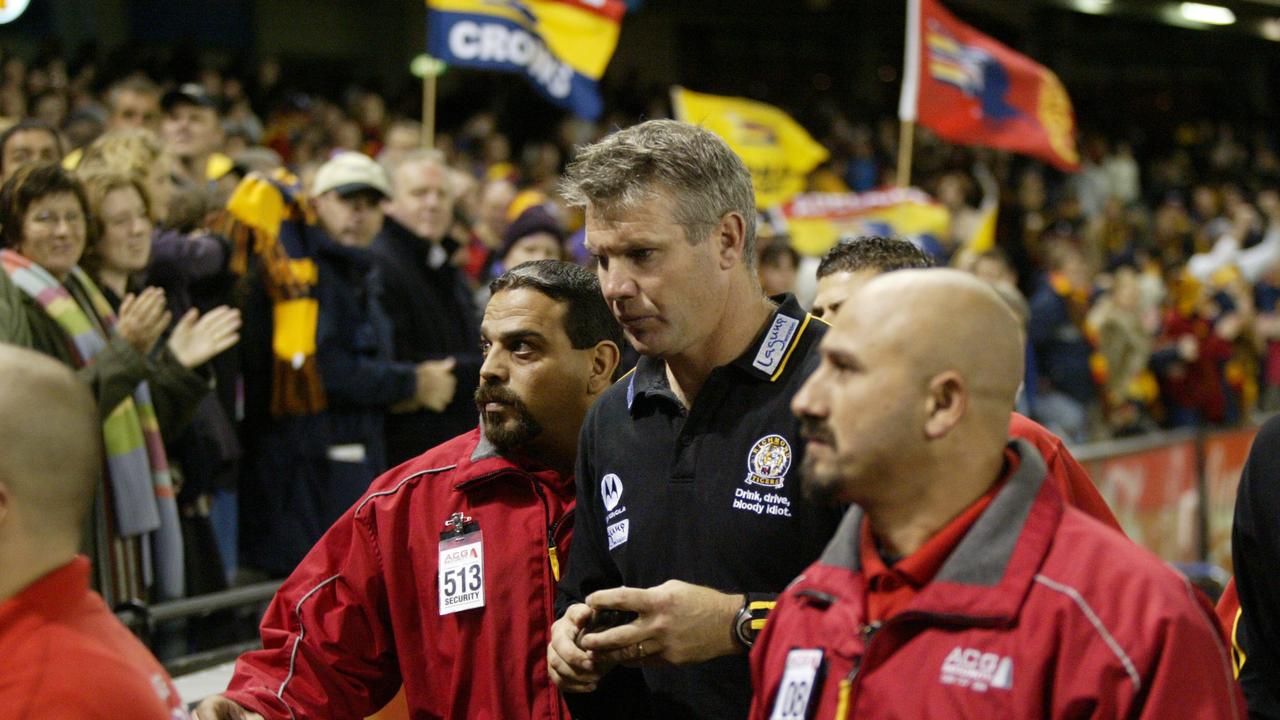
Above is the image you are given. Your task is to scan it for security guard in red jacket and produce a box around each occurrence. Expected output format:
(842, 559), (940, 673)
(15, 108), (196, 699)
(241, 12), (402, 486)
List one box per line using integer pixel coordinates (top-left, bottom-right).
(751, 270), (1243, 719)
(196, 261), (621, 720)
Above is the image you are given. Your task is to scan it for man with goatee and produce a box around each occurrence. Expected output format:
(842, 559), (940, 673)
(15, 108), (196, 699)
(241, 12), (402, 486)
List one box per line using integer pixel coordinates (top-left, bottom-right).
(750, 270), (1242, 719)
(197, 261), (622, 720)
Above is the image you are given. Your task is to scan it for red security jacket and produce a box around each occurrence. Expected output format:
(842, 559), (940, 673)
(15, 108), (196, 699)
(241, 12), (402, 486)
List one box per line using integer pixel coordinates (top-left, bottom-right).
(224, 429), (575, 719)
(749, 440), (1244, 720)
(1008, 412), (1122, 532)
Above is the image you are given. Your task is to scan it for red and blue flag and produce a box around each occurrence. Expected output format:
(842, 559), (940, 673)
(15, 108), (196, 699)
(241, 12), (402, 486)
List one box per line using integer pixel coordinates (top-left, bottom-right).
(899, 0), (1079, 172)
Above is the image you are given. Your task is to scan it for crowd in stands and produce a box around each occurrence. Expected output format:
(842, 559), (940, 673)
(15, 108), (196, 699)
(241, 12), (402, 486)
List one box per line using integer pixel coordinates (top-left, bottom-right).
(2, 44), (1277, 613)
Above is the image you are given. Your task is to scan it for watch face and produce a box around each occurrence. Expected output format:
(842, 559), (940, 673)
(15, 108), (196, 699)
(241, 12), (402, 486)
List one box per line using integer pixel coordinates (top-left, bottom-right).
(736, 607), (756, 647)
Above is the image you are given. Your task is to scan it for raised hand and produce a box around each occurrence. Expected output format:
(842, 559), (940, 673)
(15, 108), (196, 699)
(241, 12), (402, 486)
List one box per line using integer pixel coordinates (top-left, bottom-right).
(115, 286), (170, 356)
(167, 306), (242, 369)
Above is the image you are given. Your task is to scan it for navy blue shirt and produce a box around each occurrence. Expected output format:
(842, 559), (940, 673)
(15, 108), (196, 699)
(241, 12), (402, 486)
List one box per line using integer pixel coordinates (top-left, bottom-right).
(559, 295), (842, 719)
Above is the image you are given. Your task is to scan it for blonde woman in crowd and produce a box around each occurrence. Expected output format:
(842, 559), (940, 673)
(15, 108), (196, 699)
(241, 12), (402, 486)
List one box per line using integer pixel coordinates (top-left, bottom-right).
(77, 171), (154, 307)
(79, 128), (247, 586)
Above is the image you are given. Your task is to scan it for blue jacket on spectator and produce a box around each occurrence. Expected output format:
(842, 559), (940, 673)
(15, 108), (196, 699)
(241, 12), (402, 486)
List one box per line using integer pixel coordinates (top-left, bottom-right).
(1028, 275), (1098, 405)
(240, 220), (417, 577)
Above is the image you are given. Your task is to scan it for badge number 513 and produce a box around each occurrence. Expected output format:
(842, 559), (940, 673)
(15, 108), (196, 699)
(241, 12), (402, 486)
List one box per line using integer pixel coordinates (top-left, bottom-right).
(439, 531), (485, 615)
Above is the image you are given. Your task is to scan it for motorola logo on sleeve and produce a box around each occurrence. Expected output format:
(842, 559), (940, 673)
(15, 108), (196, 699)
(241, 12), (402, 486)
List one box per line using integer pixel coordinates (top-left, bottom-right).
(601, 473), (623, 511)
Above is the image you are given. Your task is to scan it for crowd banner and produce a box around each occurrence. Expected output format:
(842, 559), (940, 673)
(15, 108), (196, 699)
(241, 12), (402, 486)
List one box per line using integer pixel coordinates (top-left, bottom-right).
(1070, 417), (1270, 570)
(1077, 433), (1201, 564)
(1203, 427), (1257, 574)
(774, 187), (949, 257)
(671, 86), (829, 209)
(898, 0), (1080, 173)
(425, 0), (625, 120)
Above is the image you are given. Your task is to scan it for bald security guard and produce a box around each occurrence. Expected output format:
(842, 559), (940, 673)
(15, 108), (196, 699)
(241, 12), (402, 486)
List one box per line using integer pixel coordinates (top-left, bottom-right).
(750, 270), (1243, 719)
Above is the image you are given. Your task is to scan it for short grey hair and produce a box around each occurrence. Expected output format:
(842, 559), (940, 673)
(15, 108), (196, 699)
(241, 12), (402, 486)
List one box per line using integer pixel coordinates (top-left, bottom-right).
(382, 148), (454, 195)
(560, 119), (758, 267)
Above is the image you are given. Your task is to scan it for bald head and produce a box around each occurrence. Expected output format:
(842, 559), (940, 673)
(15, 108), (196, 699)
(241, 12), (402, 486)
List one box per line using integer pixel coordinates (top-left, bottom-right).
(845, 269), (1023, 432)
(794, 270), (1024, 501)
(793, 270), (1026, 553)
(0, 345), (99, 541)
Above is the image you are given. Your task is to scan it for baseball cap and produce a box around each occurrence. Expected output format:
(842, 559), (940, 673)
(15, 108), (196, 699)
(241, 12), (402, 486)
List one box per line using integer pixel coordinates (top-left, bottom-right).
(312, 152), (391, 199)
(162, 83), (219, 113)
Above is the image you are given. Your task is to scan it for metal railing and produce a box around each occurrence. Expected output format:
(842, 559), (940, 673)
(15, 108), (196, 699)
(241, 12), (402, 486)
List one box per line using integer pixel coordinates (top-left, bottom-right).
(116, 580), (281, 674)
(124, 417), (1271, 676)
(1068, 426), (1198, 463)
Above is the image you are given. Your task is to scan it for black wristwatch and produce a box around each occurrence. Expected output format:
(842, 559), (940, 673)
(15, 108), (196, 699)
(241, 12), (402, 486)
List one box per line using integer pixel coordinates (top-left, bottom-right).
(734, 594), (768, 648)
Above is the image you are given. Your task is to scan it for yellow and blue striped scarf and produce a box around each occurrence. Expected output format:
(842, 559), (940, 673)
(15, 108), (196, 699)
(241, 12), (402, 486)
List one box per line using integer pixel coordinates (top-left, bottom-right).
(215, 169), (326, 417)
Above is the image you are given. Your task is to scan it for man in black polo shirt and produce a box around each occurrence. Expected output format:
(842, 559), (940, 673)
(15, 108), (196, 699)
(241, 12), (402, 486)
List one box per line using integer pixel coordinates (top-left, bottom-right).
(548, 119), (842, 718)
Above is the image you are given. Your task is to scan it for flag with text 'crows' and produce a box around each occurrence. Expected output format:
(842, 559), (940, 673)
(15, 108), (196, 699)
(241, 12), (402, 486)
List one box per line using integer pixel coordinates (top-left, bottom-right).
(426, 0), (624, 120)
(899, 0), (1079, 172)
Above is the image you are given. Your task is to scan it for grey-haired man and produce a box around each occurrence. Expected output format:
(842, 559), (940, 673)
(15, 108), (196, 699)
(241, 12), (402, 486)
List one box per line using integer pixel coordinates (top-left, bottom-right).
(549, 120), (842, 718)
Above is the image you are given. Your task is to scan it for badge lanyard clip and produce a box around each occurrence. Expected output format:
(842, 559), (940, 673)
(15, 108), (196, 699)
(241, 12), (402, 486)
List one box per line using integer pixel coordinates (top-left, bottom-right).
(440, 511), (479, 539)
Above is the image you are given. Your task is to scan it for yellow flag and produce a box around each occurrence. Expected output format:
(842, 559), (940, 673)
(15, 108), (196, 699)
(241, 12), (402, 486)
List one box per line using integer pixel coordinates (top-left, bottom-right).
(671, 87), (828, 209)
(967, 203), (998, 253)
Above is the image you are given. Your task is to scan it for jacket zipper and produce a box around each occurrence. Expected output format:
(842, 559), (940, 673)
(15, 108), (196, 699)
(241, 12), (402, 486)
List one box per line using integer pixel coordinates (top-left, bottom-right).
(546, 508), (573, 582)
(832, 608), (1004, 719)
(529, 480), (573, 582)
(529, 478), (574, 720)
(461, 471), (572, 580)
(835, 621), (881, 720)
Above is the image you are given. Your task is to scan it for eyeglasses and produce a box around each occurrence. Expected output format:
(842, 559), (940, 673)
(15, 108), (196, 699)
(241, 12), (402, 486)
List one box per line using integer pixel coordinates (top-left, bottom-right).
(30, 210), (86, 228)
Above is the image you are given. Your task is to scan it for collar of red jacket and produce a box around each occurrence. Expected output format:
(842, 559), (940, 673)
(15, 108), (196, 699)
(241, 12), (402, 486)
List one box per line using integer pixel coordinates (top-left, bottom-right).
(0, 556), (90, 626)
(450, 428), (573, 496)
(814, 439), (1062, 625)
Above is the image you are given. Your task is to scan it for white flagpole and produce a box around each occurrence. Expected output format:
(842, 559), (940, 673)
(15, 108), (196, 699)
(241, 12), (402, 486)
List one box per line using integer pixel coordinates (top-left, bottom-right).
(897, 0), (922, 188)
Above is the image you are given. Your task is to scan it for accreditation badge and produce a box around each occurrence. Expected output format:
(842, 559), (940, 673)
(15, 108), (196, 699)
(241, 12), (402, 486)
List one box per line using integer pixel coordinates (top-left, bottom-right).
(438, 513), (485, 615)
(769, 648), (826, 720)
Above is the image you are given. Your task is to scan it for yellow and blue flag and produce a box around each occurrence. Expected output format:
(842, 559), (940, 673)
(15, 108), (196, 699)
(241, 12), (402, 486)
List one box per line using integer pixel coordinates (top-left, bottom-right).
(427, 0), (625, 120)
(776, 188), (950, 257)
(672, 86), (828, 209)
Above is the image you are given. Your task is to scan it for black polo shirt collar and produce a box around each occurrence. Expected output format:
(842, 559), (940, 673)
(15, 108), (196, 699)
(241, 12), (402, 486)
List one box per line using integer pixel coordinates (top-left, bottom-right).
(625, 294), (814, 414)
